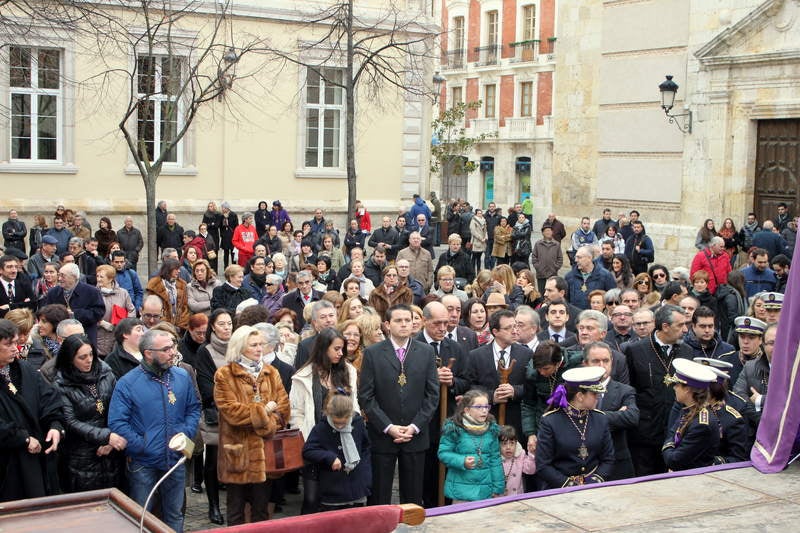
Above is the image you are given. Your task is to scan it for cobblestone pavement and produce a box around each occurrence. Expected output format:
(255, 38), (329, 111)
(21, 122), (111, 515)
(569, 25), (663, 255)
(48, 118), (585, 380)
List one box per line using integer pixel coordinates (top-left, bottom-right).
(184, 484), (303, 531)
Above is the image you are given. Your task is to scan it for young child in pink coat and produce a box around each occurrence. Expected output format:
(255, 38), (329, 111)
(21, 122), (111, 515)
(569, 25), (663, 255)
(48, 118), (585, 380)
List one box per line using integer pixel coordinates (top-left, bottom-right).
(500, 425), (536, 495)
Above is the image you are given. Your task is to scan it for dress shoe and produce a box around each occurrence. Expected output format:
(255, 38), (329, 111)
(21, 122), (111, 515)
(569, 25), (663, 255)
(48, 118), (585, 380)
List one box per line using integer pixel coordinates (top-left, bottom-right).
(208, 507), (224, 525)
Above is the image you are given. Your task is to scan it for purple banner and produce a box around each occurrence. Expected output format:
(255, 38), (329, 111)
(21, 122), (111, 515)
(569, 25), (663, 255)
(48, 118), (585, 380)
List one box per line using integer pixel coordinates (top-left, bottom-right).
(751, 227), (800, 473)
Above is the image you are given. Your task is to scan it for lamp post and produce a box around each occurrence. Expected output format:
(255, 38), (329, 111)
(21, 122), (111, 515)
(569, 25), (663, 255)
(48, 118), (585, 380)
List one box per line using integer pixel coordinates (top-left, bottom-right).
(658, 75), (692, 133)
(432, 71), (446, 105)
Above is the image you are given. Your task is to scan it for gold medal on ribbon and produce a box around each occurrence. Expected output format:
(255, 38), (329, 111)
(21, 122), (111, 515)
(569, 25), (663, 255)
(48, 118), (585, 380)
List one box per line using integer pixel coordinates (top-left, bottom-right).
(96, 400), (104, 414)
(168, 391), (177, 405)
(8, 382), (17, 395)
(398, 372), (407, 386)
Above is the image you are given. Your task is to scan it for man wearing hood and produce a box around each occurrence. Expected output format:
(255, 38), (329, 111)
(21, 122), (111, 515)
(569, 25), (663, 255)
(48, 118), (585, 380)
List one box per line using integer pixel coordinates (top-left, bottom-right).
(408, 194), (431, 231)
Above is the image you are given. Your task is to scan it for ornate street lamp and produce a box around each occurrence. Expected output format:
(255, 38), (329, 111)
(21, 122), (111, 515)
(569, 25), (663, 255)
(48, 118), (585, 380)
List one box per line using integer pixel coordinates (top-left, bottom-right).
(659, 75), (692, 133)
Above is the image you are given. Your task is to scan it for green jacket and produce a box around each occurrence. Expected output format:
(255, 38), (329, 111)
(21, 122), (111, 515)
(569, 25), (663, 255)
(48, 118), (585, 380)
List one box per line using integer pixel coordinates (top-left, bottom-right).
(438, 420), (504, 501)
(520, 348), (585, 436)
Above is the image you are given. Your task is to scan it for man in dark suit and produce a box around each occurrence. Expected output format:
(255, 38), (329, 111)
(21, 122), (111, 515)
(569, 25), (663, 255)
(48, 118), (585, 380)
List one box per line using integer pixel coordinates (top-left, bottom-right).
(440, 294), (478, 351)
(280, 270), (323, 332)
(417, 301), (471, 508)
(584, 341), (639, 480)
(623, 304), (692, 476)
(44, 263), (105, 347)
(292, 300), (338, 370)
(0, 254), (35, 318)
(358, 304), (439, 506)
(536, 298), (577, 345)
(467, 309), (532, 446)
(560, 309), (629, 384)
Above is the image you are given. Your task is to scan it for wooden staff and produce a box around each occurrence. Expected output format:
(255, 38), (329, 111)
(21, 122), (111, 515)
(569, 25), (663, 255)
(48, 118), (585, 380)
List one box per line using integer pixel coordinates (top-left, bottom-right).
(497, 358), (516, 426)
(438, 357), (455, 507)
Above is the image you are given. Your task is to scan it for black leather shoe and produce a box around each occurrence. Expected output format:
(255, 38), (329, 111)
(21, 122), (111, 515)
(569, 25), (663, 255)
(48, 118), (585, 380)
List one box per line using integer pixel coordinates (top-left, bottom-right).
(208, 507), (224, 525)
(191, 484), (203, 494)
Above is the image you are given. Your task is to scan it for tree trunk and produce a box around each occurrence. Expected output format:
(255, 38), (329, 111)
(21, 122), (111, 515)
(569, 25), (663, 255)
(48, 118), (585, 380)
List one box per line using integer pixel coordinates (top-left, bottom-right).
(345, 0), (357, 220)
(144, 172), (158, 275)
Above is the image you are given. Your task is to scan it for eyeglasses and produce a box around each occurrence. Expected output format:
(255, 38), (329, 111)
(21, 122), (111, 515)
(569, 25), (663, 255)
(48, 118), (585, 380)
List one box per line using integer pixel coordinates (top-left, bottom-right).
(612, 312), (633, 317)
(142, 313), (162, 320)
(653, 273), (667, 279)
(497, 324), (520, 331)
(150, 343), (177, 353)
(468, 405), (492, 411)
(636, 280), (650, 286)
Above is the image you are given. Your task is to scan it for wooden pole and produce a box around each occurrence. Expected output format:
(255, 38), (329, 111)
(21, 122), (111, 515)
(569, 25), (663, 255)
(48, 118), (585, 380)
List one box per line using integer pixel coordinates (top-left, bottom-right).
(497, 358), (516, 426)
(438, 357), (455, 507)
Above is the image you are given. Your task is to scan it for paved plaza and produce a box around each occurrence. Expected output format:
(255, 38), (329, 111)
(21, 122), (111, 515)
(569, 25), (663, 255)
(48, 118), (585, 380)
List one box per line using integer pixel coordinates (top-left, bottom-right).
(407, 462), (800, 533)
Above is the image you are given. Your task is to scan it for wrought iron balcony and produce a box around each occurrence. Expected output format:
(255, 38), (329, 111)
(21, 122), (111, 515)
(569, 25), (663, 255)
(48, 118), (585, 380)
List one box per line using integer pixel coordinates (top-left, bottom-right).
(509, 40), (540, 63)
(443, 49), (466, 70)
(474, 45), (500, 66)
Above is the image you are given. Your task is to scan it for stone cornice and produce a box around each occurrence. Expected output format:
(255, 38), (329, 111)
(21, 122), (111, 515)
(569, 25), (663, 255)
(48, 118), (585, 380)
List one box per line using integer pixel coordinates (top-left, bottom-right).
(698, 49), (800, 68)
(695, 0), (784, 60)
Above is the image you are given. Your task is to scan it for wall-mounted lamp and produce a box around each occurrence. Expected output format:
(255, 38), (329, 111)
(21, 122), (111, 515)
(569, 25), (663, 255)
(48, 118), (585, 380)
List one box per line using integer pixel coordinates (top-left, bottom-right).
(659, 75), (692, 134)
(432, 71), (446, 105)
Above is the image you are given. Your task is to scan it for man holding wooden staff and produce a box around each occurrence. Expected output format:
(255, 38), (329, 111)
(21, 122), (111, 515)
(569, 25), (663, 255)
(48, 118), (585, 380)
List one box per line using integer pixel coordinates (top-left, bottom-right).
(418, 301), (471, 508)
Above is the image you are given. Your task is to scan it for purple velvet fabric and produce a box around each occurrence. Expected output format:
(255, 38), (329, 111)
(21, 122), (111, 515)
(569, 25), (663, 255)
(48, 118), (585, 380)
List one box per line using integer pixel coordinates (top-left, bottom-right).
(425, 461), (752, 517)
(751, 228), (800, 473)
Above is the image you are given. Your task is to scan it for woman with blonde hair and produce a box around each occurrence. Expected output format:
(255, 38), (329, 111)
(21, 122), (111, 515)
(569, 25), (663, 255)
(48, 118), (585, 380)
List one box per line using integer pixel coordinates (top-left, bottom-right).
(356, 312), (384, 347)
(338, 319), (364, 372)
(633, 272), (657, 302)
(96, 264), (136, 357)
(338, 296), (365, 324)
(466, 269), (493, 299)
(215, 325), (290, 525)
(490, 263), (524, 308)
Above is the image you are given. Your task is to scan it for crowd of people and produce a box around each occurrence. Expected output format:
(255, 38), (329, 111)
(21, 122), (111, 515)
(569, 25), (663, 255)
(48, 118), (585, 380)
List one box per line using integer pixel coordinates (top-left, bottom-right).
(0, 197), (792, 530)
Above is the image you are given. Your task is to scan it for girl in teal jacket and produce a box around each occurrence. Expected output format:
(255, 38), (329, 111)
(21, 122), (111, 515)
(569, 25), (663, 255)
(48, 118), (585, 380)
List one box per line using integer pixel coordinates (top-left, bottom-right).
(438, 390), (504, 502)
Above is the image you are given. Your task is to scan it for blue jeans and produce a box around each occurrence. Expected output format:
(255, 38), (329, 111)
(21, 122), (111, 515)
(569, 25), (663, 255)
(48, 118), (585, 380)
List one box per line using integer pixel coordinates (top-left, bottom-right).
(127, 460), (186, 532)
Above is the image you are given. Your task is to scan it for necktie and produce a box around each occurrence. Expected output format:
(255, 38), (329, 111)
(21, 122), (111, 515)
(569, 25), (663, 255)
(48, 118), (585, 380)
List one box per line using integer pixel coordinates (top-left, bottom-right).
(430, 342), (439, 357)
(7, 282), (13, 301)
(662, 344), (671, 358)
(499, 349), (507, 369)
(303, 294), (310, 304)
(396, 347), (406, 362)
(448, 332), (455, 341)
(552, 333), (560, 343)
(597, 392), (605, 410)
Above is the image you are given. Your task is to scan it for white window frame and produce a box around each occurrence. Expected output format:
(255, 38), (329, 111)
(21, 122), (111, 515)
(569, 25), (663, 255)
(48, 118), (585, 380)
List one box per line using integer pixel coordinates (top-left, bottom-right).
(451, 85), (464, 108)
(517, 79), (537, 118)
(124, 32), (198, 176)
(135, 55), (184, 167)
(517, 2), (540, 43)
(295, 65), (347, 179)
(0, 34), (77, 174)
(483, 83), (497, 119)
(479, 0), (503, 48)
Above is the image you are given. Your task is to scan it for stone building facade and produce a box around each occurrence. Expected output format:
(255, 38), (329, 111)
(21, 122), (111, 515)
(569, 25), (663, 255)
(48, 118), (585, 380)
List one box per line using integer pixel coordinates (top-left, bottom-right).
(552, 0), (800, 267)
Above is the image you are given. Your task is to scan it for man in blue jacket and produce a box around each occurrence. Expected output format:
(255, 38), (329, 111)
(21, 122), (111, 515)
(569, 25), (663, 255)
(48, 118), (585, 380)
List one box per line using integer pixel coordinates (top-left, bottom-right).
(109, 329), (201, 532)
(565, 247), (616, 309)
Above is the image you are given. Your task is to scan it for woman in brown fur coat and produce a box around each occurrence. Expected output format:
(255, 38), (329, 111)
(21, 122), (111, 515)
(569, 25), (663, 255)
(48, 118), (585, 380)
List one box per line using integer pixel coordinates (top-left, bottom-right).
(214, 325), (290, 525)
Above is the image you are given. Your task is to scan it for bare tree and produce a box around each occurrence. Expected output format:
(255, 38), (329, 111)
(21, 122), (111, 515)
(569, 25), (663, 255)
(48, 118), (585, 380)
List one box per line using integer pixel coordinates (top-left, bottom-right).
(3, 0), (273, 272)
(269, 0), (437, 217)
(430, 101), (494, 186)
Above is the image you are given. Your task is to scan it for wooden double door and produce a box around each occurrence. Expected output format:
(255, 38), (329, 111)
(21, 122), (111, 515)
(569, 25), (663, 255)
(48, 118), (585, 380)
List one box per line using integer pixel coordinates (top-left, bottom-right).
(754, 119), (800, 221)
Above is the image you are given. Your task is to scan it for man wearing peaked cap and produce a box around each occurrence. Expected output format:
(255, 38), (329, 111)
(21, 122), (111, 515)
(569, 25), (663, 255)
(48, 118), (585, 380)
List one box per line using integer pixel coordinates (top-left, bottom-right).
(760, 292), (783, 324)
(661, 359), (721, 471)
(26, 234), (59, 281)
(734, 322), (777, 426)
(692, 358), (751, 463)
(720, 317), (766, 388)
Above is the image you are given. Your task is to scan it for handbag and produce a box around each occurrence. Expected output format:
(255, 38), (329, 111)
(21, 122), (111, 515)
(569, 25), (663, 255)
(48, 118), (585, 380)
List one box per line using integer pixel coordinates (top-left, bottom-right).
(263, 428), (304, 475)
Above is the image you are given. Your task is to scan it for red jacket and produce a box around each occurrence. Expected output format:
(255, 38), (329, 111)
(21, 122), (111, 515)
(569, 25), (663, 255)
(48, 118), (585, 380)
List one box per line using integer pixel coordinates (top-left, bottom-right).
(690, 249), (732, 295)
(232, 223), (256, 254)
